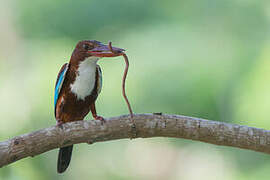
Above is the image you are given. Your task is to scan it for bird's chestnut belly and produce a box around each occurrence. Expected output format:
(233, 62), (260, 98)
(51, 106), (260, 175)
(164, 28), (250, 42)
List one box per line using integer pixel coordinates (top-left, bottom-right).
(57, 91), (98, 122)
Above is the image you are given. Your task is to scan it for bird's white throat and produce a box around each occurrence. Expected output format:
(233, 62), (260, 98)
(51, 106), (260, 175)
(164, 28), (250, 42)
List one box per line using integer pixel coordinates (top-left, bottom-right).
(70, 57), (99, 100)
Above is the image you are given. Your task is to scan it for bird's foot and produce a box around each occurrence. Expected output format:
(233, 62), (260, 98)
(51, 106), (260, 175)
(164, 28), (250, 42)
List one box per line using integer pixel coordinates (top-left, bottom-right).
(94, 115), (106, 124)
(56, 120), (64, 128)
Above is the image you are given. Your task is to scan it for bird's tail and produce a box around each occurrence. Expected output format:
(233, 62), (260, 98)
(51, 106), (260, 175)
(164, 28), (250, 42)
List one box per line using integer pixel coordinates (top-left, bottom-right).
(57, 145), (73, 173)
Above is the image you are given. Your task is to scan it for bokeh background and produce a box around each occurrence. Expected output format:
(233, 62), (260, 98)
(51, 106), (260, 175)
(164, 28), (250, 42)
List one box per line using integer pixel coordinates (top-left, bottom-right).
(1, 0), (270, 179)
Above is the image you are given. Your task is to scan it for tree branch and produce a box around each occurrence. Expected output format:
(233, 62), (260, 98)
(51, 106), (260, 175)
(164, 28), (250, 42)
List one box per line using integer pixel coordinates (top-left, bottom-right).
(1, 113), (270, 168)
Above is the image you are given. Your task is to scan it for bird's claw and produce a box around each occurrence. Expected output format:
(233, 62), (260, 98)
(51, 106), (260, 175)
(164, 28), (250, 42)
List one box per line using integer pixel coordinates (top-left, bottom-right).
(56, 120), (64, 128)
(94, 116), (106, 124)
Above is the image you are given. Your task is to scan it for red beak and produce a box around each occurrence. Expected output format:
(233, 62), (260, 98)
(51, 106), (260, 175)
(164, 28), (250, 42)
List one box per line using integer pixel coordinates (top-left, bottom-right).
(87, 43), (125, 57)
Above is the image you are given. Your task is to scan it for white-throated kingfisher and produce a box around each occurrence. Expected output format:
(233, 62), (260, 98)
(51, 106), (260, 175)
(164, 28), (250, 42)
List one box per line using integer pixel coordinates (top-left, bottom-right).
(54, 40), (124, 173)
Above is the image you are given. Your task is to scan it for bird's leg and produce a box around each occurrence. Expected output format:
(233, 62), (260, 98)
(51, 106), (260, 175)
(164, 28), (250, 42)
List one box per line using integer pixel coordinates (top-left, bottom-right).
(90, 103), (105, 123)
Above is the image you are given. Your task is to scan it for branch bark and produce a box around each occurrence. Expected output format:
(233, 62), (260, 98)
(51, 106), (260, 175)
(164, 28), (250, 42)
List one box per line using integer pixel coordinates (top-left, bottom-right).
(1, 113), (270, 168)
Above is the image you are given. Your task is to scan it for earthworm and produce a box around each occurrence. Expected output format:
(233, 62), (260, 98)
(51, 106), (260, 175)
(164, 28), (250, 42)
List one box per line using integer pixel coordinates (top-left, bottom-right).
(108, 42), (134, 119)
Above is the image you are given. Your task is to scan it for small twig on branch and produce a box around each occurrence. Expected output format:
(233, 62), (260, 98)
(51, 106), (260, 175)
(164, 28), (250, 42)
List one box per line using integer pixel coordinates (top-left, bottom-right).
(1, 113), (270, 168)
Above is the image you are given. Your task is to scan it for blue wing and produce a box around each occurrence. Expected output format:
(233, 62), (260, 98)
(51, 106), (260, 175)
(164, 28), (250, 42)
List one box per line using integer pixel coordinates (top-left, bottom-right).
(54, 63), (69, 117)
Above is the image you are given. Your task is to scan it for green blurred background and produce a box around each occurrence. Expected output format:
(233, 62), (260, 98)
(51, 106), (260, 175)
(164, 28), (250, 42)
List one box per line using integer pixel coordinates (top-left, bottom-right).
(1, 0), (270, 179)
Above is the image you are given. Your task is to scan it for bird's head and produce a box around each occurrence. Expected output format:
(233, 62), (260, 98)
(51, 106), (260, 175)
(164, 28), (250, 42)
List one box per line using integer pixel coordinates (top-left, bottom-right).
(70, 40), (125, 64)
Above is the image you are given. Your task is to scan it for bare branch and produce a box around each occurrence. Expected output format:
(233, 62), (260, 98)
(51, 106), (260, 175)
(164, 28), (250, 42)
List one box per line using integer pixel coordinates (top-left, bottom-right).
(1, 113), (270, 168)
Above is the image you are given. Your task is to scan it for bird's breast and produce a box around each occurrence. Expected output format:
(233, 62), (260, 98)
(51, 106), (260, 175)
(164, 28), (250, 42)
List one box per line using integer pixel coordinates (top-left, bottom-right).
(70, 58), (98, 100)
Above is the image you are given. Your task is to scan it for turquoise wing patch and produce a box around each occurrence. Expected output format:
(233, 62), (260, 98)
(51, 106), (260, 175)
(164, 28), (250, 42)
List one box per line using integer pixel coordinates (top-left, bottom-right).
(54, 63), (69, 116)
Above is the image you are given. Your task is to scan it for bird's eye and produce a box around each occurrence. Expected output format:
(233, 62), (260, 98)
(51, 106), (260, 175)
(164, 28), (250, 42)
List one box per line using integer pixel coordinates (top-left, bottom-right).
(83, 44), (93, 50)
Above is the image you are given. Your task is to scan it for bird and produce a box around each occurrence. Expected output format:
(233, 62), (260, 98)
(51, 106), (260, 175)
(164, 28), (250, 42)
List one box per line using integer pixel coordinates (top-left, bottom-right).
(54, 40), (124, 173)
